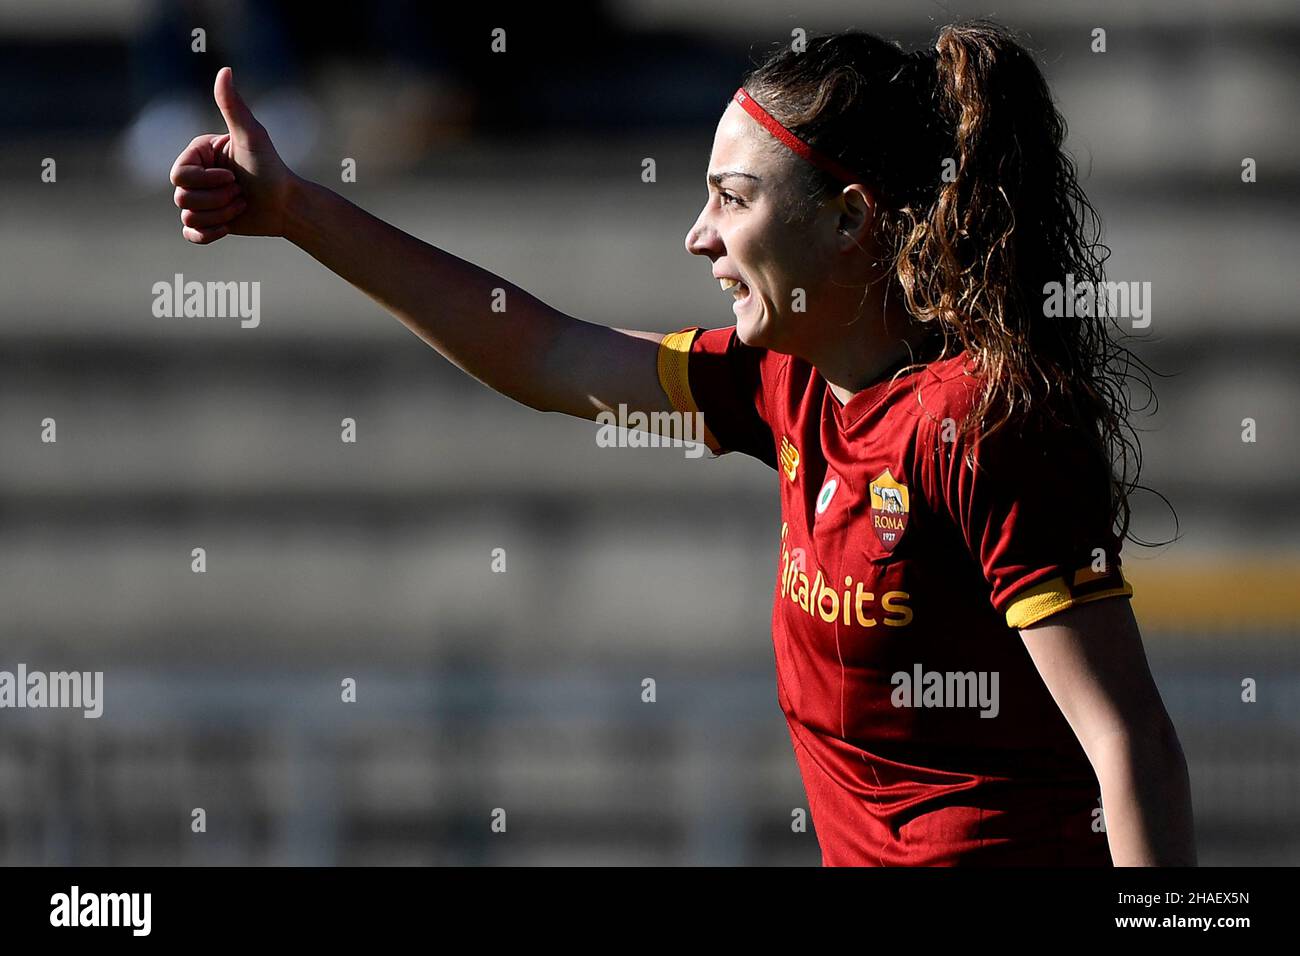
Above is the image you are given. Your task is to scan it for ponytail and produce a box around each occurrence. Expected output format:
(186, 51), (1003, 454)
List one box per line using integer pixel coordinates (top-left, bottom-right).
(900, 22), (1093, 435)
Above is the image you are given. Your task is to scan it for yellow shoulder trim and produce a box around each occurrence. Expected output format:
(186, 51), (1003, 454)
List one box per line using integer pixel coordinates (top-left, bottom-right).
(1006, 571), (1134, 629)
(656, 328), (720, 453)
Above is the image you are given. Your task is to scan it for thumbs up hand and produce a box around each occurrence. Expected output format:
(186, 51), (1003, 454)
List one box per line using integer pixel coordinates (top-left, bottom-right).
(170, 67), (297, 244)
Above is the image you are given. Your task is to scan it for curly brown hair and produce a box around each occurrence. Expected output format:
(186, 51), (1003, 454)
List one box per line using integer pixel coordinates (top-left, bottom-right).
(741, 19), (1165, 545)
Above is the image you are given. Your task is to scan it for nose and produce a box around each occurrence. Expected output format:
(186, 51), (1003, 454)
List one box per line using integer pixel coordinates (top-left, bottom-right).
(684, 205), (720, 258)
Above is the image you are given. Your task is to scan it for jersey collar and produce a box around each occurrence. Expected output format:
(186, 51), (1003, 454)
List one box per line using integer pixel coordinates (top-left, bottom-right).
(825, 357), (920, 430)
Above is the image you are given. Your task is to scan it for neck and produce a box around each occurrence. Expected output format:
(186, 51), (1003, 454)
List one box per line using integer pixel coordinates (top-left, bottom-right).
(809, 294), (927, 407)
(822, 341), (915, 406)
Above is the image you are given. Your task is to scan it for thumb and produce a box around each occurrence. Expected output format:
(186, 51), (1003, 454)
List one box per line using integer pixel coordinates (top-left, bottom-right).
(214, 67), (262, 145)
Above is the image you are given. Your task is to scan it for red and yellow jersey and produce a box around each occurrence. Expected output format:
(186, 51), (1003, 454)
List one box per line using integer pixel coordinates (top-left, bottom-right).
(658, 326), (1133, 866)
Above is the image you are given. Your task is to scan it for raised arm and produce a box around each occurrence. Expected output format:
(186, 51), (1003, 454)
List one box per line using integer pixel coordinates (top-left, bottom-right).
(169, 67), (671, 421)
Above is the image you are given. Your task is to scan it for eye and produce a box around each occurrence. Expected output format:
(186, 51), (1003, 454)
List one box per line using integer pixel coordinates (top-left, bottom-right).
(718, 191), (743, 208)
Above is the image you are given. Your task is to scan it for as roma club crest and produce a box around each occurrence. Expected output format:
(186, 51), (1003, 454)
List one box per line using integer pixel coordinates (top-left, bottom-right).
(868, 468), (910, 551)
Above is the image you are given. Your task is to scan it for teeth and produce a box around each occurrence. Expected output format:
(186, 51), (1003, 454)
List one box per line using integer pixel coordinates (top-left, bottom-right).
(719, 277), (747, 296)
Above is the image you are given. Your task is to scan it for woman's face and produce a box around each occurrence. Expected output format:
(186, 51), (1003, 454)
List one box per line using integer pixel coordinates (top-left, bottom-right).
(684, 100), (859, 355)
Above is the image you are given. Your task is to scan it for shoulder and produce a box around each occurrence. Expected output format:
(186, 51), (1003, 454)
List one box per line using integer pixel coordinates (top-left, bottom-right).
(898, 352), (1087, 489)
(909, 351), (983, 427)
(683, 326), (792, 375)
(874, 351), (984, 451)
(686, 326), (796, 404)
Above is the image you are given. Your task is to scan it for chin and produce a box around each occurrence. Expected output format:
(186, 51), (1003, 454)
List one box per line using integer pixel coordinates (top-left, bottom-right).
(735, 309), (775, 349)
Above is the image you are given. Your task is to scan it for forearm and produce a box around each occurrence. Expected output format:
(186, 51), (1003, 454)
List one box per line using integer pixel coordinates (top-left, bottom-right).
(281, 176), (576, 411)
(1093, 722), (1196, 866)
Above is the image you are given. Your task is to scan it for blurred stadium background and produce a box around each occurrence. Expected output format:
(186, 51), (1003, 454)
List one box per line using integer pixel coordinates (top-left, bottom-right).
(0, 0), (1297, 865)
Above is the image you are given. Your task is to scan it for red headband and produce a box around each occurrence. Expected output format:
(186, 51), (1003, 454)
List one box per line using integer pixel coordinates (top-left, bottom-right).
(732, 86), (862, 184)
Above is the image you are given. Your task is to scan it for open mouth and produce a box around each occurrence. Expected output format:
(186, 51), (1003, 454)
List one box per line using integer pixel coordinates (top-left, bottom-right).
(719, 276), (751, 311)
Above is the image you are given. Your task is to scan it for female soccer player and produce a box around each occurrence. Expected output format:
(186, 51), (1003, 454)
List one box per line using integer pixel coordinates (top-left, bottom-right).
(169, 21), (1195, 866)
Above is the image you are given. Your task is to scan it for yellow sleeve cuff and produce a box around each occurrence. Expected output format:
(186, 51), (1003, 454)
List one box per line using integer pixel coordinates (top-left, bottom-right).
(1005, 568), (1134, 629)
(656, 328), (721, 453)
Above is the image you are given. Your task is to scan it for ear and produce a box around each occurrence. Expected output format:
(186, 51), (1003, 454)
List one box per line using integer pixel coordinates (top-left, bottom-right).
(834, 183), (879, 248)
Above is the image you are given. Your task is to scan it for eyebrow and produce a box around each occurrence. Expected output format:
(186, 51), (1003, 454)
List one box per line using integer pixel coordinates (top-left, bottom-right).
(707, 170), (761, 188)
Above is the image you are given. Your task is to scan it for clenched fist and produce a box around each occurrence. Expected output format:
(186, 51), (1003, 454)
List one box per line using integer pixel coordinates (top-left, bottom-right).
(169, 67), (298, 244)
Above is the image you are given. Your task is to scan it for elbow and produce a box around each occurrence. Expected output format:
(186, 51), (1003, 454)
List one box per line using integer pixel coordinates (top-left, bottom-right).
(1144, 713), (1189, 770)
(1093, 717), (1192, 804)
(1090, 714), (1197, 866)
(1089, 710), (1189, 772)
